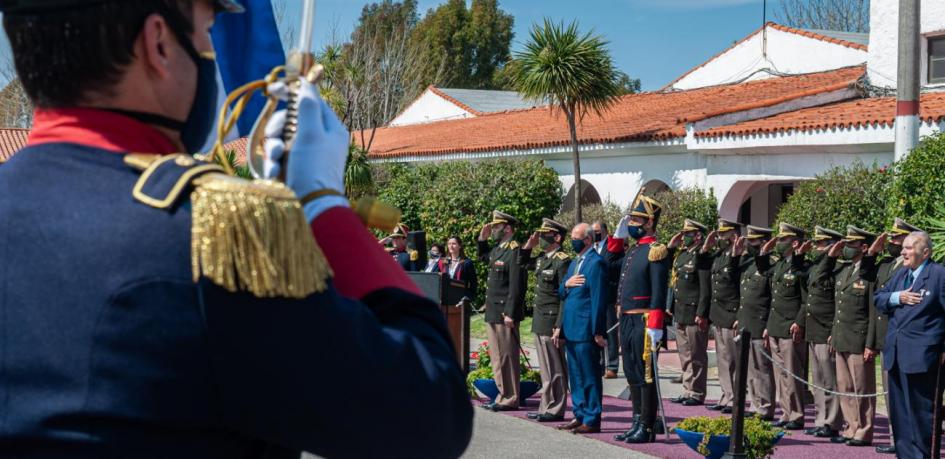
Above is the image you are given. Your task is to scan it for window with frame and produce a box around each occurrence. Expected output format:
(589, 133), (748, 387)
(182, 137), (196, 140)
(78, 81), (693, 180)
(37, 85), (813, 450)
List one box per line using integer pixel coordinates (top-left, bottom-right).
(930, 36), (945, 84)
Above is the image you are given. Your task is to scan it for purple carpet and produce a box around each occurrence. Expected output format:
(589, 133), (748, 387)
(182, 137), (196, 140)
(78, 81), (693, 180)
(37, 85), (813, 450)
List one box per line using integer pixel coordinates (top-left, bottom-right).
(476, 395), (893, 458)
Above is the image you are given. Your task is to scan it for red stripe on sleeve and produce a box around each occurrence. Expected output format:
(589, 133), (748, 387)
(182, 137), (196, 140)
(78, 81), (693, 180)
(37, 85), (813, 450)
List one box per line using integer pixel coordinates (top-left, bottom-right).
(310, 207), (422, 299)
(607, 235), (625, 254)
(647, 309), (665, 329)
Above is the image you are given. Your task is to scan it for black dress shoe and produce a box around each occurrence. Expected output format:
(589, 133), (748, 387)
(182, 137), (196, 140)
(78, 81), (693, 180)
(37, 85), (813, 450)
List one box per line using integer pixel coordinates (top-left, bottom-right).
(814, 427), (840, 438)
(489, 404), (518, 412)
(782, 420), (804, 430)
(875, 445), (896, 454)
(804, 426), (822, 435)
(847, 439), (872, 447)
(670, 395), (688, 403)
(614, 423), (641, 442)
(830, 436), (852, 444)
(772, 420), (787, 427)
(480, 402), (496, 410)
(682, 398), (704, 406)
(526, 412), (540, 419)
(721, 406), (733, 414)
(706, 403), (724, 411)
(625, 425), (656, 443)
(536, 413), (564, 422)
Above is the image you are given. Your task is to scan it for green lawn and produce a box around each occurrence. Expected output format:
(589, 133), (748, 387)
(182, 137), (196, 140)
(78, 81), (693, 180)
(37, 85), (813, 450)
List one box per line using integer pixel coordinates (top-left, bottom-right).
(469, 315), (535, 346)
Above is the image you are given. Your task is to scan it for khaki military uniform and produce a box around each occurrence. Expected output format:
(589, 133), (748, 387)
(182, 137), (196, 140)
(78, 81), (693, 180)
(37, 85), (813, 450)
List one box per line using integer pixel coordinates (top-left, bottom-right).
(670, 244), (712, 402)
(738, 246), (776, 418)
(803, 251), (843, 432)
(833, 255), (879, 442)
(708, 243), (741, 408)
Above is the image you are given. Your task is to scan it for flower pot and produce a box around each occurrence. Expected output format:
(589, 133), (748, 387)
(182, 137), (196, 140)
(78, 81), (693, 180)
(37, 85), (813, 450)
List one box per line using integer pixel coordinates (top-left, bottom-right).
(473, 379), (540, 402)
(674, 428), (785, 459)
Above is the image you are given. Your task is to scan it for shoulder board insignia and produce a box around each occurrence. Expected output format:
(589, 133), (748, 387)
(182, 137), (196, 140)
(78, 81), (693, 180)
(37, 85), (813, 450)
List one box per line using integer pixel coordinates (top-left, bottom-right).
(507, 241), (520, 249)
(127, 153), (224, 209)
(554, 251), (570, 261)
(190, 173), (332, 299)
(648, 243), (668, 262)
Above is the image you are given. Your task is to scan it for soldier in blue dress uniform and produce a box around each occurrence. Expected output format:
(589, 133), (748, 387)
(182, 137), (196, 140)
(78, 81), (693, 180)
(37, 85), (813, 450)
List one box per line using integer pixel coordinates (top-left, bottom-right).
(381, 223), (419, 271)
(0, 1), (472, 457)
(609, 191), (670, 444)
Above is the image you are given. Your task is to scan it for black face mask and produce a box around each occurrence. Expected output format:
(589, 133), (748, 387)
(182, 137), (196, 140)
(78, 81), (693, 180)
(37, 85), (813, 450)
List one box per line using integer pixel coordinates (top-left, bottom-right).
(887, 244), (903, 258)
(593, 231), (603, 243)
(106, 11), (219, 153)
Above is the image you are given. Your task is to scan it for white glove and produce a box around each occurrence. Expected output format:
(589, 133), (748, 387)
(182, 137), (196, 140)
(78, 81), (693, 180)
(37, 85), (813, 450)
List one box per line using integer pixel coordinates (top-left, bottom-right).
(646, 328), (663, 351)
(614, 215), (630, 239)
(264, 79), (350, 221)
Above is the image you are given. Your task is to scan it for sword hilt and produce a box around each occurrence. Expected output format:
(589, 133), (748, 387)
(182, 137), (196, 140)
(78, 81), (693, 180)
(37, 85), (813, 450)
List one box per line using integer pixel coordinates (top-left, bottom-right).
(279, 51), (319, 181)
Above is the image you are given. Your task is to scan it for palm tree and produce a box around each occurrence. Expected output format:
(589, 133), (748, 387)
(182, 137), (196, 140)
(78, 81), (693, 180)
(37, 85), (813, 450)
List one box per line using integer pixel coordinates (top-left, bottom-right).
(510, 19), (622, 223)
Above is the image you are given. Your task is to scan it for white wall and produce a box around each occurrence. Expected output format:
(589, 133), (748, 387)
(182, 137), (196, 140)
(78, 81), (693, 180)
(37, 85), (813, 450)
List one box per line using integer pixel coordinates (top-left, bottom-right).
(868, 0), (945, 88)
(671, 26), (866, 90)
(388, 90), (473, 126)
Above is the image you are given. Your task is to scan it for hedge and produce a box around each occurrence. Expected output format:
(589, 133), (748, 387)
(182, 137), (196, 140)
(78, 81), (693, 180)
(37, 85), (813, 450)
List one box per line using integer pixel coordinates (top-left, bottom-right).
(652, 187), (719, 242)
(776, 161), (893, 235)
(373, 159), (563, 307)
(888, 132), (945, 227)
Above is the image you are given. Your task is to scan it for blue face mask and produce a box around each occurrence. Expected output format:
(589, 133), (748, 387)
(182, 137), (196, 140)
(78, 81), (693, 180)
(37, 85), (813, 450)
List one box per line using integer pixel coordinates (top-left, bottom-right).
(627, 225), (646, 240)
(571, 239), (587, 253)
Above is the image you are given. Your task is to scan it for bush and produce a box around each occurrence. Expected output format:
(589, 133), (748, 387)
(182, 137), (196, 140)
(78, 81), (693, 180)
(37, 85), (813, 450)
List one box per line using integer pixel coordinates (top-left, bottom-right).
(889, 132), (945, 227)
(466, 340), (541, 398)
(675, 415), (783, 459)
(652, 187), (719, 243)
(373, 159), (563, 307)
(556, 200), (624, 230)
(775, 161), (892, 235)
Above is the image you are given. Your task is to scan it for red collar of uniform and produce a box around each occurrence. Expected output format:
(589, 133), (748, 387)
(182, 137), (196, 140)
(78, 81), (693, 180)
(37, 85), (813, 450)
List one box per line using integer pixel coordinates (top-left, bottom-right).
(638, 236), (657, 245)
(27, 107), (178, 154)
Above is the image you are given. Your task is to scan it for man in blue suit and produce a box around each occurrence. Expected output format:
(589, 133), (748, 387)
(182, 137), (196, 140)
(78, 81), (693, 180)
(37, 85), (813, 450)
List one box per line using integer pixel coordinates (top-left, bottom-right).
(557, 223), (610, 434)
(875, 231), (945, 458)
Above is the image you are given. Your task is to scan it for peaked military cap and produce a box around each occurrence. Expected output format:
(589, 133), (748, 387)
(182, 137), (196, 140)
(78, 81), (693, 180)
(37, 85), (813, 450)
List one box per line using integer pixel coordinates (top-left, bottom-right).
(0, 0), (244, 13)
(389, 223), (409, 238)
(891, 217), (923, 235)
(628, 192), (662, 221)
(745, 225), (773, 239)
(843, 225), (877, 244)
(490, 210), (519, 226)
(681, 219), (708, 233)
(776, 222), (806, 239)
(811, 225), (843, 241)
(717, 218), (743, 233)
(537, 218), (568, 235)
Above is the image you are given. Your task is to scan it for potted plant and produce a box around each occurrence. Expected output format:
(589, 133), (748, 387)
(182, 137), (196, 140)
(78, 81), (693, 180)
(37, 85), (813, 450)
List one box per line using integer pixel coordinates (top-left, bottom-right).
(466, 340), (541, 401)
(673, 415), (785, 459)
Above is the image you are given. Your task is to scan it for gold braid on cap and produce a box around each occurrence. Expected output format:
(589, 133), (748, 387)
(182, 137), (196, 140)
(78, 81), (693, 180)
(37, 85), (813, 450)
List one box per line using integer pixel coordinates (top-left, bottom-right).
(190, 173), (332, 298)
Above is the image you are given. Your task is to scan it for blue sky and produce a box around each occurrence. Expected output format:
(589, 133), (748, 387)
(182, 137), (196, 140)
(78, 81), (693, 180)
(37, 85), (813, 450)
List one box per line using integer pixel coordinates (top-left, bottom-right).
(279, 0), (774, 91)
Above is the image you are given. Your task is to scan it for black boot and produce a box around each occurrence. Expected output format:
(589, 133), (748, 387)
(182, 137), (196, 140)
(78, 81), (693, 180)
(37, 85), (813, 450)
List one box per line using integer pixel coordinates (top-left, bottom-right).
(614, 420), (641, 441)
(625, 424), (656, 443)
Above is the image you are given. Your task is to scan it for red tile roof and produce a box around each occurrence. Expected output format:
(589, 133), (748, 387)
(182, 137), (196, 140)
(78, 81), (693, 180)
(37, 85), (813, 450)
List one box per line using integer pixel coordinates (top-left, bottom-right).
(223, 136), (248, 164)
(663, 22), (867, 90)
(0, 128), (29, 163)
(361, 66), (865, 159)
(697, 92), (945, 138)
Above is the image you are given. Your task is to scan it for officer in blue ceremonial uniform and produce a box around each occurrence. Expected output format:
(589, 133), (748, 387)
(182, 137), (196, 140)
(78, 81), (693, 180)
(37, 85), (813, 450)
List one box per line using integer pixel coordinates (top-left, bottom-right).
(0, 1), (472, 458)
(609, 191), (670, 444)
(381, 223), (419, 271)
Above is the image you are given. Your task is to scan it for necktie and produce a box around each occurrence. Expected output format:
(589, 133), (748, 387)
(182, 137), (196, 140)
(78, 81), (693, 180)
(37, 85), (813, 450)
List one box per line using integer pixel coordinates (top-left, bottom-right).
(904, 272), (914, 289)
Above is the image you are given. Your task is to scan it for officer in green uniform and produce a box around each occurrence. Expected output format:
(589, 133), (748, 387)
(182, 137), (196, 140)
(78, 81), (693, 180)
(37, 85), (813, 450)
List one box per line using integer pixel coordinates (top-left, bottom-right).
(828, 226), (879, 447)
(522, 218), (572, 422)
(867, 217), (921, 454)
(667, 219), (712, 406)
(478, 210), (526, 411)
(733, 225), (776, 421)
(802, 226), (844, 438)
(702, 218), (743, 413)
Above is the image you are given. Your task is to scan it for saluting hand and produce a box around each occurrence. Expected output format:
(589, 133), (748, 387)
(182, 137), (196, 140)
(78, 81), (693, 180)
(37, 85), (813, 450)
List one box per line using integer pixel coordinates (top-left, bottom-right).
(702, 231), (718, 253)
(733, 237), (747, 256)
(668, 232), (683, 249)
(524, 232), (540, 250)
(478, 223), (493, 241)
(760, 238), (777, 256)
(827, 241), (845, 258)
(795, 240), (813, 256)
(868, 232), (888, 257)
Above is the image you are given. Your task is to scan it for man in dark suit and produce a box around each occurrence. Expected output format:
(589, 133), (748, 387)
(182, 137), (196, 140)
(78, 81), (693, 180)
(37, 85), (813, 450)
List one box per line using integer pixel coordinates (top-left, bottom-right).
(593, 220), (621, 379)
(875, 231), (945, 459)
(477, 210), (527, 411)
(557, 223), (610, 434)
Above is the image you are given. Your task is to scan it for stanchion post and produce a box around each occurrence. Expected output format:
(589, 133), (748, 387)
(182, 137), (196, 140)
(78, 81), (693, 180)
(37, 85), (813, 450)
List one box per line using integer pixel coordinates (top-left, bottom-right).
(722, 328), (751, 459)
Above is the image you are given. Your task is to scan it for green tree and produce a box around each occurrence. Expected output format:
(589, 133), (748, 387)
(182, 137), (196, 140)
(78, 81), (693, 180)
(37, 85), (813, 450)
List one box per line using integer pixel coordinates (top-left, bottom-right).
(776, 161), (892, 235)
(888, 132), (945, 225)
(652, 188), (719, 243)
(509, 19), (622, 223)
(616, 70), (642, 95)
(408, 0), (514, 92)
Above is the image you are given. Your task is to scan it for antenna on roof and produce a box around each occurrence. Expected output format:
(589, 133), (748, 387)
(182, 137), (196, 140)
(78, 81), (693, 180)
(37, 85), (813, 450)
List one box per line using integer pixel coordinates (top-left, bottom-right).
(762, 0), (768, 60)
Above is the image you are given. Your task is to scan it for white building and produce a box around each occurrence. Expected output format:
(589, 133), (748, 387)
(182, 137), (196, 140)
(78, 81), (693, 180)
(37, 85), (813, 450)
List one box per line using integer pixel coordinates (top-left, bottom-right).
(361, 10), (945, 226)
(389, 86), (537, 126)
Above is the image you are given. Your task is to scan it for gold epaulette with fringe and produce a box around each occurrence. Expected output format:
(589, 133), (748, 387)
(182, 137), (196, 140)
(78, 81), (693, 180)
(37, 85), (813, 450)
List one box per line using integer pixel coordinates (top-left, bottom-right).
(408, 249), (419, 261)
(502, 240), (520, 250)
(126, 153), (332, 299)
(554, 251), (570, 261)
(648, 243), (669, 262)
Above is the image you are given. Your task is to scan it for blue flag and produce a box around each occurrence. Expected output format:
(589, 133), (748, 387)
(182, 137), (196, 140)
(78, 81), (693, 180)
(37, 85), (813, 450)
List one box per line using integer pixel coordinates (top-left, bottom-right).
(210, 0), (285, 136)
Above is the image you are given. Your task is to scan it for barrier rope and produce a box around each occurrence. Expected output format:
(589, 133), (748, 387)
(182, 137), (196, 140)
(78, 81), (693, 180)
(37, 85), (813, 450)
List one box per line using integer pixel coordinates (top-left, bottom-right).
(758, 346), (887, 398)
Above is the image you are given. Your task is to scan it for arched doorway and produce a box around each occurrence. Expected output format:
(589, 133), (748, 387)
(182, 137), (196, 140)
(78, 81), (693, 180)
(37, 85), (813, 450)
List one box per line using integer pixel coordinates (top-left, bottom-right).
(560, 179), (602, 214)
